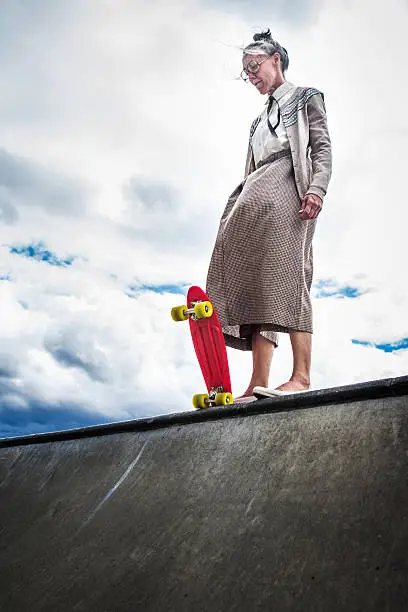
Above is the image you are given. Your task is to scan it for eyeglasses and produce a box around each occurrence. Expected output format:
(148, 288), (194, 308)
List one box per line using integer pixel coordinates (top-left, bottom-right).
(240, 56), (271, 82)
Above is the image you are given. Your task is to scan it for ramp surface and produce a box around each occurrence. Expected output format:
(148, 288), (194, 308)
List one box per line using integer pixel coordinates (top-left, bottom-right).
(1, 377), (408, 611)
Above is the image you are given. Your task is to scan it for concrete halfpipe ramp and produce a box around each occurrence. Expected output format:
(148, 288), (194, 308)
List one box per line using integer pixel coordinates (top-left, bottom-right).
(1, 377), (408, 611)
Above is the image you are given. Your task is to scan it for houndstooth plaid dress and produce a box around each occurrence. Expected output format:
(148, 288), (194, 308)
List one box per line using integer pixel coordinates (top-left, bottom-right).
(206, 111), (317, 351)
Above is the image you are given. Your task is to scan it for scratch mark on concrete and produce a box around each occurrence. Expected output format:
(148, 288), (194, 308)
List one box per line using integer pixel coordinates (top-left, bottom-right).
(81, 440), (148, 529)
(245, 496), (256, 516)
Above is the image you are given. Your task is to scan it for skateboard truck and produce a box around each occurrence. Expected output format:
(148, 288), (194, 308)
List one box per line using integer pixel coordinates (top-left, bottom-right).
(192, 388), (233, 409)
(209, 386), (224, 401)
(205, 385), (232, 406)
(171, 300), (213, 323)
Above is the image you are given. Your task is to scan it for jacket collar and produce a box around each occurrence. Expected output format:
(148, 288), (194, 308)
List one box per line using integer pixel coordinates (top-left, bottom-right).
(266, 80), (295, 103)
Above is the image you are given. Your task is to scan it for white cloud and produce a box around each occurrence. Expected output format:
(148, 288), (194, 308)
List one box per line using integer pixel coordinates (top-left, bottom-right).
(1, 0), (408, 433)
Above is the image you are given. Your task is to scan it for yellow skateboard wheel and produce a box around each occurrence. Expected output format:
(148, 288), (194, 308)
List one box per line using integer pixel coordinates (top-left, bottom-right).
(171, 305), (188, 322)
(193, 301), (213, 320)
(192, 393), (209, 409)
(215, 392), (233, 406)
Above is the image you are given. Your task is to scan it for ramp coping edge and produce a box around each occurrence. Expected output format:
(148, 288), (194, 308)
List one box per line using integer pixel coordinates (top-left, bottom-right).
(1, 375), (408, 447)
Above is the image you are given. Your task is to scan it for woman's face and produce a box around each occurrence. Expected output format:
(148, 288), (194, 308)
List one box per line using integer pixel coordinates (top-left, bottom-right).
(242, 53), (282, 95)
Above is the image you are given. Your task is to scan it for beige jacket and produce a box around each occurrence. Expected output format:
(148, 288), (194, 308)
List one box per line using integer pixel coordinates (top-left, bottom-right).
(244, 84), (332, 202)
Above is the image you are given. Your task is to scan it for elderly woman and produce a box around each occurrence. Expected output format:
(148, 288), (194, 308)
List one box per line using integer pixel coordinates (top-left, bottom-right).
(206, 30), (332, 400)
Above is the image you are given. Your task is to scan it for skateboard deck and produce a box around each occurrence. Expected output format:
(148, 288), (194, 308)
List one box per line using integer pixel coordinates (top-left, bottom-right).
(171, 286), (233, 408)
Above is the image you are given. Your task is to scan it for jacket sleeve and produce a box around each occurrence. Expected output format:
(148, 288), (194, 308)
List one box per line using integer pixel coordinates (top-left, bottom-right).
(306, 93), (332, 201)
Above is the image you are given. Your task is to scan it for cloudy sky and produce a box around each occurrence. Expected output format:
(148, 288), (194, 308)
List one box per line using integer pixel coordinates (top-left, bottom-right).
(1, 0), (408, 437)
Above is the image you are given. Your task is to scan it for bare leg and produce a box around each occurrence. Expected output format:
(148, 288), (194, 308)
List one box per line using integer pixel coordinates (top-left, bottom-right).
(276, 331), (312, 392)
(238, 332), (275, 398)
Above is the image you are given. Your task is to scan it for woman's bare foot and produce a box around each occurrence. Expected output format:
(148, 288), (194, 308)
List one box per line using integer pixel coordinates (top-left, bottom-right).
(236, 379), (274, 400)
(234, 386), (256, 401)
(275, 377), (310, 392)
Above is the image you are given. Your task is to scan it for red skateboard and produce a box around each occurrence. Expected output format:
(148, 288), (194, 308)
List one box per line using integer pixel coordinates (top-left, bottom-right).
(171, 286), (234, 409)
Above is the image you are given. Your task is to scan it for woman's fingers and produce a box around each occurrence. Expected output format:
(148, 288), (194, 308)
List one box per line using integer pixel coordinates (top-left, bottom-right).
(299, 198), (313, 219)
(299, 194), (322, 220)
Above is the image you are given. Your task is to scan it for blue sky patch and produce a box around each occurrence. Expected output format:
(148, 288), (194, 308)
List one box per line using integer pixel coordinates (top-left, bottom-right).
(314, 279), (364, 299)
(9, 242), (75, 267)
(352, 338), (408, 353)
(0, 402), (111, 440)
(126, 283), (187, 298)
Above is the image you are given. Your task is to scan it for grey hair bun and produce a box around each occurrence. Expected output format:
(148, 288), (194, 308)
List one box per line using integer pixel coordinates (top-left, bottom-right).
(246, 29), (290, 74)
(253, 29), (273, 43)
